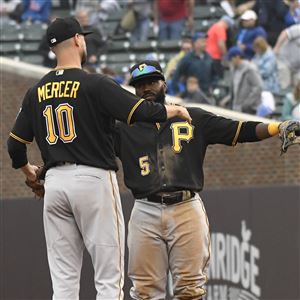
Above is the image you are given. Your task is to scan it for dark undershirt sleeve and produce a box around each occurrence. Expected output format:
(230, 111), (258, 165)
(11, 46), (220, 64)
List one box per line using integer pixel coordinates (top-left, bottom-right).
(7, 89), (34, 169)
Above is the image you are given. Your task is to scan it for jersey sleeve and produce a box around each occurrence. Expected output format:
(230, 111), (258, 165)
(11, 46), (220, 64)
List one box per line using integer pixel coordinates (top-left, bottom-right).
(7, 89), (34, 168)
(92, 75), (167, 124)
(9, 89), (34, 144)
(192, 108), (240, 146)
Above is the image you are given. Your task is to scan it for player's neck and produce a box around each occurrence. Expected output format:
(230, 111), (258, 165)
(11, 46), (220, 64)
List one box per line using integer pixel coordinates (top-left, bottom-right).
(55, 53), (82, 70)
(55, 64), (82, 70)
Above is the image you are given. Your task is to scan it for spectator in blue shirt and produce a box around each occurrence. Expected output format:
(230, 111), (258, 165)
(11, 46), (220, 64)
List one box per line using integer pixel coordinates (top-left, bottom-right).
(237, 10), (267, 59)
(171, 32), (215, 96)
(21, 0), (51, 23)
(252, 36), (281, 94)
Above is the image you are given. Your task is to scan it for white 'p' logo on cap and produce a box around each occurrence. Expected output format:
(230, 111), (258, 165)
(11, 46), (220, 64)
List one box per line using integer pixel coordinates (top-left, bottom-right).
(51, 38), (57, 44)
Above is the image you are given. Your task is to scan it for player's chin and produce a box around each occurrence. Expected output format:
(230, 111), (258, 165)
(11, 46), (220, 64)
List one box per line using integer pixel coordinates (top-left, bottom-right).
(144, 95), (156, 102)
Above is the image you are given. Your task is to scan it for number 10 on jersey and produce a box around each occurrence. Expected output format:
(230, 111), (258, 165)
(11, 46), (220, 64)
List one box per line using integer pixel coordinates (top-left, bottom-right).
(43, 103), (77, 144)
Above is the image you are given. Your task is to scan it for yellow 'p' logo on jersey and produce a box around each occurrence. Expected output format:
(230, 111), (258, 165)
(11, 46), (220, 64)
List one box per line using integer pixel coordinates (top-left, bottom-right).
(138, 64), (146, 71)
(170, 122), (194, 153)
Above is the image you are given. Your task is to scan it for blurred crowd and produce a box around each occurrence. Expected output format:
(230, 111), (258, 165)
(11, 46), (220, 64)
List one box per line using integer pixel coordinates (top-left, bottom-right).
(1, 0), (300, 120)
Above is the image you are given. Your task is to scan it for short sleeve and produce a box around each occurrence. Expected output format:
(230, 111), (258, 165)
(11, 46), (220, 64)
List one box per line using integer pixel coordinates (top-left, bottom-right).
(192, 108), (240, 146)
(90, 74), (166, 124)
(91, 75), (144, 123)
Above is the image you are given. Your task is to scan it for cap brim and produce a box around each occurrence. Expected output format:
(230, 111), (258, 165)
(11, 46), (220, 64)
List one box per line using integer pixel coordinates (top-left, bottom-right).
(83, 31), (93, 36)
(129, 73), (165, 86)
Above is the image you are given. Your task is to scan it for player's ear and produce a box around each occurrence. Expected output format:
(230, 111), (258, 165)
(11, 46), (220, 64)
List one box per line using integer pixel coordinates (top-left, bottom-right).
(74, 34), (81, 47)
(163, 81), (167, 92)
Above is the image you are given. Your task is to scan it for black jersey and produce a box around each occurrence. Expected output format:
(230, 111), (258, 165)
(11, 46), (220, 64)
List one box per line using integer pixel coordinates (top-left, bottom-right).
(115, 107), (258, 198)
(9, 68), (167, 170)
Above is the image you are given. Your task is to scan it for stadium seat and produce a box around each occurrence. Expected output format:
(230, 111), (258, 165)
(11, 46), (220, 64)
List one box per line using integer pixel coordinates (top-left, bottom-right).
(131, 40), (157, 52)
(0, 31), (21, 42)
(194, 19), (216, 32)
(101, 53), (135, 63)
(0, 43), (21, 55)
(157, 40), (180, 52)
(107, 40), (130, 52)
(194, 6), (215, 20)
(21, 42), (40, 53)
(20, 54), (43, 65)
(22, 23), (47, 42)
(100, 62), (129, 74)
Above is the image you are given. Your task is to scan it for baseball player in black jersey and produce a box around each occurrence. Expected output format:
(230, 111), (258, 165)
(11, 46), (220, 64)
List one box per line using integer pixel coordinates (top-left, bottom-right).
(6, 18), (192, 300)
(114, 60), (293, 300)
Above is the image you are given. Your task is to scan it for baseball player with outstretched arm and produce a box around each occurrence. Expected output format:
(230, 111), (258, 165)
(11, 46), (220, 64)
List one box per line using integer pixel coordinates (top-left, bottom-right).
(114, 60), (300, 299)
(6, 19), (191, 300)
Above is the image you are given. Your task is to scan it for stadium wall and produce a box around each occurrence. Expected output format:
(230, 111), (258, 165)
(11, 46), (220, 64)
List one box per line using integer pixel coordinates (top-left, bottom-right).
(1, 58), (299, 300)
(1, 58), (300, 199)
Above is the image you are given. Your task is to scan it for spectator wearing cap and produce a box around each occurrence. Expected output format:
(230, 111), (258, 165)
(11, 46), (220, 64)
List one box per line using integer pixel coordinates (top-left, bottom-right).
(221, 46), (263, 114)
(153, 0), (195, 40)
(206, 15), (235, 79)
(171, 32), (215, 96)
(21, 0), (51, 23)
(236, 10), (267, 59)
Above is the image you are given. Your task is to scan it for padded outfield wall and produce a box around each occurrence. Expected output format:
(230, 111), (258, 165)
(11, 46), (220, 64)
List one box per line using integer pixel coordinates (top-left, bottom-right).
(1, 58), (300, 299)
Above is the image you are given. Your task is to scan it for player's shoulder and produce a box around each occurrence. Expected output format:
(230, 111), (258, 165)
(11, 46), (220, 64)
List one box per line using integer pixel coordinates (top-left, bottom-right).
(187, 106), (214, 118)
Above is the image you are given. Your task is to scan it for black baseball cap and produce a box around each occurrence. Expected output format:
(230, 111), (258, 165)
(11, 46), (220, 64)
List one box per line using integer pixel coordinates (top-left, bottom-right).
(46, 17), (93, 47)
(129, 60), (165, 86)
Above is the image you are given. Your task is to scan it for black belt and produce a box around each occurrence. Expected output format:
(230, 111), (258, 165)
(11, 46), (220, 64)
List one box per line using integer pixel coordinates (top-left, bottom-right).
(146, 191), (195, 205)
(55, 161), (76, 166)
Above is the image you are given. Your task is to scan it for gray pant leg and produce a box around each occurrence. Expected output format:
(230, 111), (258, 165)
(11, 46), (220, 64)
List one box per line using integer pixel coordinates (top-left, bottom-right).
(168, 195), (210, 299)
(128, 201), (168, 300)
(44, 170), (84, 300)
(44, 166), (124, 300)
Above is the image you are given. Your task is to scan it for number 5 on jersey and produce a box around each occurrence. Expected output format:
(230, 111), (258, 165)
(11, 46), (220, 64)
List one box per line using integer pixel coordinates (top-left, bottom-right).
(43, 103), (77, 144)
(139, 156), (150, 176)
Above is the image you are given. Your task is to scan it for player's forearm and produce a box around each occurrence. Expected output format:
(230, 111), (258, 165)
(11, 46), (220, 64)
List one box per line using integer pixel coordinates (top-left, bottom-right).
(165, 105), (192, 124)
(7, 136), (28, 169)
(255, 122), (280, 140)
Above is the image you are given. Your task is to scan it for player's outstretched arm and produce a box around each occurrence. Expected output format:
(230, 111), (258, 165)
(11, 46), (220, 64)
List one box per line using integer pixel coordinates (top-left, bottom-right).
(165, 105), (192, 124)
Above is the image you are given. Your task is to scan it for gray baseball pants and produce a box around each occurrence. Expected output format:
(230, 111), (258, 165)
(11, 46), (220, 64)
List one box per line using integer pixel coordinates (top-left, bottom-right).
(44, 164), (124, 300)
(128, 193), (210, 300)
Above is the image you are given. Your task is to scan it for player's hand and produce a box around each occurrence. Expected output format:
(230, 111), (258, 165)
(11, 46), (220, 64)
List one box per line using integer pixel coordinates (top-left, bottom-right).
(21, 163), (39, 182)
(165, 105), (192, 124)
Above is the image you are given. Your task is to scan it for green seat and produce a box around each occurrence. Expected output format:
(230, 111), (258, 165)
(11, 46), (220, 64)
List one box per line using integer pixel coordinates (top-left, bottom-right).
(21, 42), (40, 53)
(100, 62), (129, 73)
(107, 40), (130, 52)
(0, 42), (20, 54)
(131, 40), (157, 52)
(157, 40), (180, 52)
(0, 31), (21, 42)
(105, 53), (135, 63)
(21, 54), (43, 65)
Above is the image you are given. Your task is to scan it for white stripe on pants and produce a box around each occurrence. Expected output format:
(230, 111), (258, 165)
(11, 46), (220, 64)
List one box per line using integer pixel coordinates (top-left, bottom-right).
(44, 164), (124, 300)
